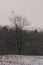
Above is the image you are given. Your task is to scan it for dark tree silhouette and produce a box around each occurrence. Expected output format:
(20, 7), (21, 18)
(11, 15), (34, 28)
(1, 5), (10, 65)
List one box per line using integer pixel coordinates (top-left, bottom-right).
(10, 12), (29, 54)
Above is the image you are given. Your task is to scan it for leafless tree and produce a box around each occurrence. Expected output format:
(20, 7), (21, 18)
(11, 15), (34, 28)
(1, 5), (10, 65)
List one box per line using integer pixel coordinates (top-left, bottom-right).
(9, 11), (30, 54)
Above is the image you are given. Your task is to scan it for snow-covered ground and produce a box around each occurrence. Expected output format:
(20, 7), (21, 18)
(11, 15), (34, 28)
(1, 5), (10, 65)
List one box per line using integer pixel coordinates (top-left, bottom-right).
(0, 55), (43, 65)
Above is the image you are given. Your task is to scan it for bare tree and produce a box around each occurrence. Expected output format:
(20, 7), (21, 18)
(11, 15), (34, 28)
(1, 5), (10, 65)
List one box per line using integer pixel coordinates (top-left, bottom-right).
(9, 11), (30, 54)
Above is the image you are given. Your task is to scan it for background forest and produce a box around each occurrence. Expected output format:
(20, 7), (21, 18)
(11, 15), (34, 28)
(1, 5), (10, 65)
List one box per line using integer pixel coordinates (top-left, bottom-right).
(0, 13), (43, 55)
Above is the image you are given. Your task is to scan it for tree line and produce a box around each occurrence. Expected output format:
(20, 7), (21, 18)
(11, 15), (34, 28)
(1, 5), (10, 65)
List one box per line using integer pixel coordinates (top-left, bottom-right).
(0, 25), (43, 55)
(0, 12), (43, 55)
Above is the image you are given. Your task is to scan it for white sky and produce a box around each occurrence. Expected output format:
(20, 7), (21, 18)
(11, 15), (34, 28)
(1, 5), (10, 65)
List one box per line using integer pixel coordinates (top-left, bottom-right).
(0, 0), (43, 29)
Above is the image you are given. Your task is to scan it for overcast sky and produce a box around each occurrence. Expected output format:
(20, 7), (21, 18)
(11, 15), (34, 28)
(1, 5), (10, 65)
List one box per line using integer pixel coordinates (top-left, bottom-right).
(0, 0), (43, 29)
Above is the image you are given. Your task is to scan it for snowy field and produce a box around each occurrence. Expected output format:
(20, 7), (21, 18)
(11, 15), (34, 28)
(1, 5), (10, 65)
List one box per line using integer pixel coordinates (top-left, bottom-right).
(0, 55), (43, 65)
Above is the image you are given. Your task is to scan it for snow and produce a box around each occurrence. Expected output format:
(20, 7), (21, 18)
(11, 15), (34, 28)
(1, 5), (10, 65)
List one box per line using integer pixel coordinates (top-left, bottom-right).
(0, 55), (43, 65)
